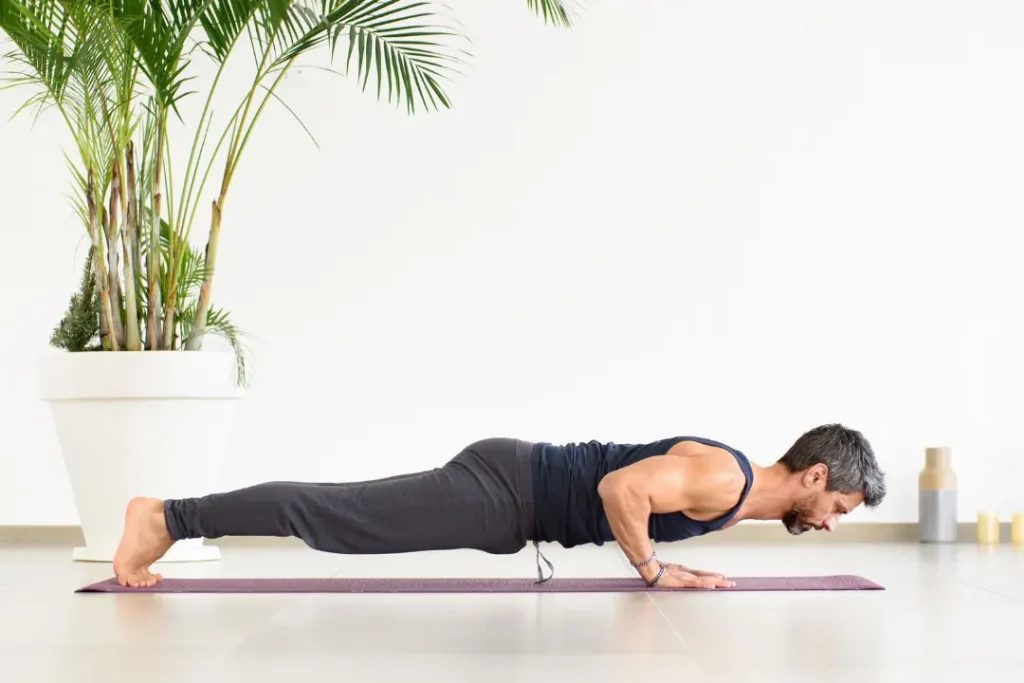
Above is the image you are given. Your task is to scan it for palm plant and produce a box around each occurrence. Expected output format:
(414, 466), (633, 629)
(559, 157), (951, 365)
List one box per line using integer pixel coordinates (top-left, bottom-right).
(1, 0), (580, 385)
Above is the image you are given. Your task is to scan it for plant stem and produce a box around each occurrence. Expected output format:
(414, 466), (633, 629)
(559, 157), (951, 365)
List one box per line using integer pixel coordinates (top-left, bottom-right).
(147, 107), (166, 350)
(184, 199), (220, 350)
(87, 168), (119, 352)
(220, 31), (285, 211)
(121, 148), (142, 350)
(180, 105), (243, 255)
(105, 162), (125, 348)
(186, 57), (296, 350)
(126, 142), (144, 335)
(231, 58), (297, 185)
(161, 146), (179, 351)
(184, 51), (273, 349)
(173, 11), (259, 304)
(160, 281), (177, 350)
(178, 44), (236, 241)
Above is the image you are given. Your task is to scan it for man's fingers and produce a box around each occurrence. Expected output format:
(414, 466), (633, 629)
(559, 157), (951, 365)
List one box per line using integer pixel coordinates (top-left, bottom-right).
(696, 573), (735, 588)
(693, 569), (726, 579)
(667, 564), (725, 579)
(682, 572), (734, 589)
(668, 570), (719, 589)
(657, 569), (736, 590)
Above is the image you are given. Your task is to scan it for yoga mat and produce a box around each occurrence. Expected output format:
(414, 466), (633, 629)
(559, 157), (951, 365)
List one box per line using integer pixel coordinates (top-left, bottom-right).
(76, 575), (883, 594)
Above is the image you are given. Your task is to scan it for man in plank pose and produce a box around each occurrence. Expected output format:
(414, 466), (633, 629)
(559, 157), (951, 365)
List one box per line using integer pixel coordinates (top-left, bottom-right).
(113, 423), (885, 588)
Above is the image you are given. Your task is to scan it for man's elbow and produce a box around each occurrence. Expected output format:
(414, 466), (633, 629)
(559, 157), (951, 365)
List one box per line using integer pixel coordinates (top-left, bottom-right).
(597, 472), (629, 503)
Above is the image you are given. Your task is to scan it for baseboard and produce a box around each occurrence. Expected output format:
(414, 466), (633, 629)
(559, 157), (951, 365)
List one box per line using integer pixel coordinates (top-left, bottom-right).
(0, 522), (1015, 546)
(683, 522), (1015, 544)
(0, 526), (306, 547)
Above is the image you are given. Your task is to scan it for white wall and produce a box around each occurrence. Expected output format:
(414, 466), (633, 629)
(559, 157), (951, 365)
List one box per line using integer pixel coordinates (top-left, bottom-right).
(2, 0), (1023, 527)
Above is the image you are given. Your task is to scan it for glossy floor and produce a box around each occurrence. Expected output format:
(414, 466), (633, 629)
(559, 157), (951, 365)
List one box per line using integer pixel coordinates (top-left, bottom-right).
(1, 540), (1021, 682)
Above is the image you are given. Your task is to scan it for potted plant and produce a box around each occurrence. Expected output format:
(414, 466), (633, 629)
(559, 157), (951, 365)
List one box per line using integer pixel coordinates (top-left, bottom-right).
(1, 0), (576, 562)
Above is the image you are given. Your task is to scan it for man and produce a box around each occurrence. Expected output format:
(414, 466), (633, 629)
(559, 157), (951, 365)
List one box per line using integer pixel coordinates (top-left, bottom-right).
(113, 423), (885, 588)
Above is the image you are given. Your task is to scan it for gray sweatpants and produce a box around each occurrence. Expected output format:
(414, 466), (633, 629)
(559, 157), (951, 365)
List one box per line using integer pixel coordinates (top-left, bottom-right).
(163, 438), (537, 556)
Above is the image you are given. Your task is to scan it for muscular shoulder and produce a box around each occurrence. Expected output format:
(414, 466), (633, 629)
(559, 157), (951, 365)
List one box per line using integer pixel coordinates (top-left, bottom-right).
(665, 440), (747, 513)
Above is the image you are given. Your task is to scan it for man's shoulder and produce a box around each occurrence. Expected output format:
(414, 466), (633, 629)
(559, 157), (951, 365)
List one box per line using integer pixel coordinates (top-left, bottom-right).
(666, 441), (748, 506)
(664, 438), (738, 463)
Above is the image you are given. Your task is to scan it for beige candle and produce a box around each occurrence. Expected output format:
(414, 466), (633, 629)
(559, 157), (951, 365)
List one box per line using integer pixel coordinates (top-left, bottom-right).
(1012, 514), (1024, 546)
(977, 512), (1000, 544)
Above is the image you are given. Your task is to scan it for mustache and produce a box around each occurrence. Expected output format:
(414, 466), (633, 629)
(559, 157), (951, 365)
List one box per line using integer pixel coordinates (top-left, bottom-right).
(783, 508), (823, 535)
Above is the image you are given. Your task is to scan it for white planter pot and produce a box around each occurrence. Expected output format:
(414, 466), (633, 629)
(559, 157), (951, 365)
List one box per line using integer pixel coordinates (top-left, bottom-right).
(37, 350), (244, 563)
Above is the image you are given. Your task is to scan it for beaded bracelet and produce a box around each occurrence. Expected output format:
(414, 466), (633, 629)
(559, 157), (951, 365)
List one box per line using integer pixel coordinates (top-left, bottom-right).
(646, 564), (667, 587)
(631, 552), (657, 568)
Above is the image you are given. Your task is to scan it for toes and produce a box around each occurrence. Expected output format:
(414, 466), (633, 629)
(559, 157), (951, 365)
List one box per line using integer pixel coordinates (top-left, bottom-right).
(118, 571), (162, 589)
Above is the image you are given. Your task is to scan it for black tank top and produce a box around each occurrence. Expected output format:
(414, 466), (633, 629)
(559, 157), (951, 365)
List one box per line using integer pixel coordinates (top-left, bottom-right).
(530, 436), (754, 548)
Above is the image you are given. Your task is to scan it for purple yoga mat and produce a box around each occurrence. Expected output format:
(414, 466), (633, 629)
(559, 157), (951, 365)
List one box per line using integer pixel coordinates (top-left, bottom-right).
(76, 575), (883, 594)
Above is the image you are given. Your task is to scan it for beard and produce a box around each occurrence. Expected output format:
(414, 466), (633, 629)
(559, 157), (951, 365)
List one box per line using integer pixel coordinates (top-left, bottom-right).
(782, 507), (807, 535)
(782, 496), (821, 535)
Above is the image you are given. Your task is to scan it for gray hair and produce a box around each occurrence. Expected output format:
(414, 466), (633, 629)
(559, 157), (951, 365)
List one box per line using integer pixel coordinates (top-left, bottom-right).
(778, 424), (886, 507)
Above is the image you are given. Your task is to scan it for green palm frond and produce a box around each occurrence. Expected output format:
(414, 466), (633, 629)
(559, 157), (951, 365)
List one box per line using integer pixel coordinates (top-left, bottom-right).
(0, 0), (92, 131)
(134, 94), (158, 199)
(179, 302), (249, 386)
(195, 0), (262, 63)
(78, 2), (141, 143)
(166, 240), (209, 307)
(201, 307), (248, 387)
(63, 150), (91, 226)
(62, 133), (117, 277)
(104, 0), (207, 112)
(268, 0), (469, 114)
(251, 0), (316, 67)
(525, 0), (581, 28)
(0, 0), (80, 95)
(2, 1), (134, 211)
(1, 2), (123, 115)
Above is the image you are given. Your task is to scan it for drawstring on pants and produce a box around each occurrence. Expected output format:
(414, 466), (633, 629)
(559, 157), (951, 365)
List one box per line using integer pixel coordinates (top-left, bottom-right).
(533, 540), (554, 583)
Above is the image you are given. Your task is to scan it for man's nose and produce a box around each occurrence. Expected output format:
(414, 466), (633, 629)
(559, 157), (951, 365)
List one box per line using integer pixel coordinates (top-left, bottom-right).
(823, 515), (839, 532)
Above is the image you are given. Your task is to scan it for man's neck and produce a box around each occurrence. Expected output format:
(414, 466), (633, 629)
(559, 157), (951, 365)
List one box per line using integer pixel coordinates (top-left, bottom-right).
(735, 462), (797, 521)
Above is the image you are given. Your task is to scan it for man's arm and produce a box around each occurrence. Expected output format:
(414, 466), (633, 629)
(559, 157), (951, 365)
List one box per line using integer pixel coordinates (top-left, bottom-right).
(597, 453), (739, 588)
(596, 455), (690, 584)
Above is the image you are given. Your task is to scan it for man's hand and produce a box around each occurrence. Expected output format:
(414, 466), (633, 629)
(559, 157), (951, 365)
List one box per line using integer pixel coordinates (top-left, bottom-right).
(652, 565), (736, 589)
(658, 562), (730, 581)
(636, 559), (736, 589)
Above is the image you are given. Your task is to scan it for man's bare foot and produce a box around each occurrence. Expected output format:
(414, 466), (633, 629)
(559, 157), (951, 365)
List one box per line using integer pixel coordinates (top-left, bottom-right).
(113, 497), (174, 587)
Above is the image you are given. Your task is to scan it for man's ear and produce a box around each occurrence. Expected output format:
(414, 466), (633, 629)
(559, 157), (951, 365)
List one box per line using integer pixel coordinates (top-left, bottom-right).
(801, 463), (829, 489)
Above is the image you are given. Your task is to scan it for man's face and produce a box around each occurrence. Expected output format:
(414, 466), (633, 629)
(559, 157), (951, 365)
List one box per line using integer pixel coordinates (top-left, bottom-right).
(782, 465), (865, 535)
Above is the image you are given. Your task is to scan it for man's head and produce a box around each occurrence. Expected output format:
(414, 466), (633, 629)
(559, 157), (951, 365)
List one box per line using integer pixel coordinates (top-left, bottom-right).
(776, 424), (885, 535)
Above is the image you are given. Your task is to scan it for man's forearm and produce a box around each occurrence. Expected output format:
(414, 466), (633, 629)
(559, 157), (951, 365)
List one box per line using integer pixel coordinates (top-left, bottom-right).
(600, 485), (661, 582)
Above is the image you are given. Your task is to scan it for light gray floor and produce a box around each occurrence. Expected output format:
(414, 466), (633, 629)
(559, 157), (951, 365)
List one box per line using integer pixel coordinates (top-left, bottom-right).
(1, 540), (1022, 682)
